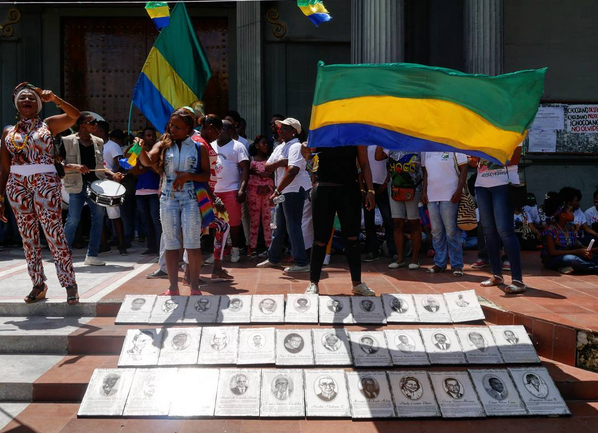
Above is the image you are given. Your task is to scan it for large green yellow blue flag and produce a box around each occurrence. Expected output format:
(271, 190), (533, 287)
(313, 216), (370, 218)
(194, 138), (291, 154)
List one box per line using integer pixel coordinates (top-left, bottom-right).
(309, 62), (546, 164)
(133, 2), (211, 133)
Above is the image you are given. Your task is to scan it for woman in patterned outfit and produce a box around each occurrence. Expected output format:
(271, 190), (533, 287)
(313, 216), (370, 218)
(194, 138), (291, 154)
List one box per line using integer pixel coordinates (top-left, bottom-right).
(0, 83), (81, 304)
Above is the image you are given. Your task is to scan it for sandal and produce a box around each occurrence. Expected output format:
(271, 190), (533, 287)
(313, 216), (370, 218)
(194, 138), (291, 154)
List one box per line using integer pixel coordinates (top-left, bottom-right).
(426, 266), (446, 274)
(160, 289), (181, 296)
(24, 284), (48, 304)
(452, 268), (464, 277)
(505, 279), (527, 294)
(388, 261), (407, 269)
(66, 286), (79, 305)
(480, 275), (504, 287)
(211, 269), (234, 283)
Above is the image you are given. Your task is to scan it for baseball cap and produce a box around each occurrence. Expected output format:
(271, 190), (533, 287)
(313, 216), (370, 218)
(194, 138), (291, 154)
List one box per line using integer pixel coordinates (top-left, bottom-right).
(275, 117), (302, 134)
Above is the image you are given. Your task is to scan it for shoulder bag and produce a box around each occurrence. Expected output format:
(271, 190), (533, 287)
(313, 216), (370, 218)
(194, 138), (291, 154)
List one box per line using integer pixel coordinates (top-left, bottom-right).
(453, 155), (477, 231)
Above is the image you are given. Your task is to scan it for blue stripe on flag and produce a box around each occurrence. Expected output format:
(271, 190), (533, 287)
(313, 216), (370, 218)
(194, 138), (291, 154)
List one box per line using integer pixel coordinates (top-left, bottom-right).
(132, 72), (174, 133)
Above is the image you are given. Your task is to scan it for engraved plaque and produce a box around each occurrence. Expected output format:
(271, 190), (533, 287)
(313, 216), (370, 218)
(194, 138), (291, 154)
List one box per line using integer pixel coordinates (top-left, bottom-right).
(413, 294), (452, 323)
(469, 369), (528, 416)
(312, 329), (353, 366)
(456, 327), (504, 364)
(304, 369), (351, 417)
(158, 328), (202, 366)
(260, 369), (305, 417)
(350, 296), (387, 324)
(214, 369), (262, 417)
(384, 329), (430, 366)
(348, 331), (392, 367)
(237, 327), (276, 365)
(318, 296), (354, 324)
(276, 329), (315, 366)
(387, 371), (441, 418)
(509, 367), (570, 416)
(182, 295), (221, 324)
(217, 295), (252, 323)
(490, 325), (540, 363)
(443, 290), (485, 323)
(115, 295), (157, 324)
(346, 371), (395, 418)
(78, 368), (135, 417)
(420, 328), (466, 364)
(123, 368), (178, 416)
(169, 368), (219, 417)
(118, 329), (163, 367)
(285, 294), (319, 323)
(382, 294), (420, 323)
(429, 371), (485, 418)
(148, 296), (188, 324)
(251, 295), (285, 323)
(197, 326), (239, 365)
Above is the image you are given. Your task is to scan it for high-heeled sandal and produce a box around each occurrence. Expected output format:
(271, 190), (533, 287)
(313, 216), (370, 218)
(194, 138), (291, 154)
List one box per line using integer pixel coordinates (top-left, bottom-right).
(66, 286), (79, 305)
(24, 284), (48, 304)
(480, 275), (504, 287)
(505, 280), (527, 294)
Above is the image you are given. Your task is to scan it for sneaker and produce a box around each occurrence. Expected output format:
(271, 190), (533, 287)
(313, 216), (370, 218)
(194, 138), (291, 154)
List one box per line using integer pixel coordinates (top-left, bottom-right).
(352, 282), (375, 296)
(363, 252), (380, 263)
(205, 254), (215, 265)
(231, 247), (241, 263)
(502, 261), (511, 271)
(284, 264), (310, 273)
(305, 282), (319, 294)
(257, 250), (268, 258)
(84, 255), (106, 266)
(323, 254), (331, 266)
(558, 266), (574, 275)
(408, 262), (420, 270)
(257, 259), (278, 268)
(471, 259), (489, 269)
(147, 269), (168, 279)
(388, 261), (407, 269)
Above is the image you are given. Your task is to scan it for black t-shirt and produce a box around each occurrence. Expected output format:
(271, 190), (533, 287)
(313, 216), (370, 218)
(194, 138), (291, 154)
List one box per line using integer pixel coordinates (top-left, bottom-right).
(79, 142), (98, 184)
(315, 146), (358, 185)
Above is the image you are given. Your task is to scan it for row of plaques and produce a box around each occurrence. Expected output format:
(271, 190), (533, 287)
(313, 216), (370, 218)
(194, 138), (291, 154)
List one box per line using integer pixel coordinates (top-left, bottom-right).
(79, 366), (570, 418)
(115, 290), (485, 325)
(118, 324), (540, 367)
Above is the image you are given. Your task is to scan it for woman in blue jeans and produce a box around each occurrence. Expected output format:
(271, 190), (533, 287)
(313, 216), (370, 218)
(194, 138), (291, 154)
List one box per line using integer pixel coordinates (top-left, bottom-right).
(472, 147), (526, 294)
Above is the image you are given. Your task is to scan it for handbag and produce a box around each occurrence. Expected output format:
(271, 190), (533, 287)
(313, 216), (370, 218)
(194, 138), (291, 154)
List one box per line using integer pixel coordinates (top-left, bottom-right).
(453, 155), (477, 231)
(506, 167), (527, 209)
(391, 185), (416, 202)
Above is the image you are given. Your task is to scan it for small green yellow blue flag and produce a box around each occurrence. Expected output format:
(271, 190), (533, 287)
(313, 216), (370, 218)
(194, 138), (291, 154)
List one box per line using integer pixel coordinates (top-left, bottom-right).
(297, 0), (332, 26)
(145, 1), (170, 30)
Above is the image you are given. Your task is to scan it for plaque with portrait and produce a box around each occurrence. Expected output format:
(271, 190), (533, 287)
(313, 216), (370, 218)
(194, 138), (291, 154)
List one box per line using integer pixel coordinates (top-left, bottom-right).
(260, 369), (305, 417)
(350, 296), (387, 324)
(78, 368), (135, 417)
(216, 295), (252, 323)
(428, 371), (485, 418)
(118, 328), (164, 367)
(318, 296), (354, 324)
(197, 326), (239, 365)
(169, 368), (220, 417)
(312, 328), (353, 366)
(469, 369), (528, 416)
(348, 331), (392, 367)
(443, 290), (485, 323)
(115, 295), (157, 324)
(420, 328), (466, 364)
(276, 329), (315, 366)
(237, 327), (276, 365)
(157, 327), (202, 366)
(148, 296), (188, 324)
(381, 294), (420, 323)
(304, 369), (351, 417)
(413, 294), (452, 323)
(214, 369), (262, 417)
(182, 295), (221, 324)
(346, 371), (395, 418)
(489, 325), (540, 363)
(387, 371), (441, 417)
(455, 327), (504, 364)
(251, 294), (285, 323)
(285, 294), (319, 323)
(509, 367), (570, 416)
(123, 368), (177, 416)
(384, 329), (430, 366)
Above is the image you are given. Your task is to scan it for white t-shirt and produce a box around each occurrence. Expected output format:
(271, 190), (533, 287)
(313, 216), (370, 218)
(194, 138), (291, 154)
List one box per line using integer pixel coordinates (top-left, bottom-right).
(523, 205), (541, 225)
(266, 138), (312, 194)
(475, 160), (520, 188)
(103, 140), (123, 171)
(212, 139), (249, 193)
(574, 208), (587, 226)
(368, 146), (387, 185)
(584, 206), (598, 226)
(422, 151), (468, 202)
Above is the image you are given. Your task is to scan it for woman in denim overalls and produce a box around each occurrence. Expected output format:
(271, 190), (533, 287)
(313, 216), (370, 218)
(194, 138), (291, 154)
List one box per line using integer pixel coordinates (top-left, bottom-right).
(139, 108), (211, 295)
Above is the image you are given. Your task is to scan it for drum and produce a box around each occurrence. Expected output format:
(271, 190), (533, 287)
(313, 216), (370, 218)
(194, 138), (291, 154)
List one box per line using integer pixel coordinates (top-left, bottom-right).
(87, 179), (126, 207)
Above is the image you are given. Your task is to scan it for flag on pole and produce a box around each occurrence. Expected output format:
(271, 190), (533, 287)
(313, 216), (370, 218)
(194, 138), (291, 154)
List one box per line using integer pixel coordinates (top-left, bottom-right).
(133, 2), (212, 133)
(297, 0), (332, 26)
(145, 1), (170, 30)
(308, 62), (546, 164)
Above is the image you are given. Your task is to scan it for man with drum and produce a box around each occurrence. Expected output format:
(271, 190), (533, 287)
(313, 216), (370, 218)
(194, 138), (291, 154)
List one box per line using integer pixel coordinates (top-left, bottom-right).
(61, 112), (123, 266)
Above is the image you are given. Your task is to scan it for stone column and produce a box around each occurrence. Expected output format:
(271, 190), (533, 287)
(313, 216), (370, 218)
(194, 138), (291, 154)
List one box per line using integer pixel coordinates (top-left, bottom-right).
(465, 0), (503, 75)
(236, 2), (262, 139)
(351, 0), (405, 64)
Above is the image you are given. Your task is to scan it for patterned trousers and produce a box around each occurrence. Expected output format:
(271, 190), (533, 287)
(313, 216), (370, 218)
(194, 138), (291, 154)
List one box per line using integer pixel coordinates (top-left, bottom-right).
(7, 173), (77, 288)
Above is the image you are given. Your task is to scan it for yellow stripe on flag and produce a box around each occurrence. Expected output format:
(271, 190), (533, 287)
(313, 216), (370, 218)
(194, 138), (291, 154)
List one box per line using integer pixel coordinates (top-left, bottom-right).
(146, 6), (170, 19)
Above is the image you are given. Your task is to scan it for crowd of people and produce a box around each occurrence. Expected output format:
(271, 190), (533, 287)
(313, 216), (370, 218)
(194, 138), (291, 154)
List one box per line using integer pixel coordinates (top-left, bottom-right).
(2, 83), (598, 304)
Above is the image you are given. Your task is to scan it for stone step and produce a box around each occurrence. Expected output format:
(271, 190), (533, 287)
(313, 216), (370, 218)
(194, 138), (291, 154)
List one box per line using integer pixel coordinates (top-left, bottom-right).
(0, 300), (120, 318)
(0, 355), (65, 402)
(0, 402), (29, 431)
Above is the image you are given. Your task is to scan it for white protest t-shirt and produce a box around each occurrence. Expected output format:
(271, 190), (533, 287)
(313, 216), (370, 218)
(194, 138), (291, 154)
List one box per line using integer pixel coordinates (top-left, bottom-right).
(212, 139), (249, 193)
(475, 160), (520, 188)
(285, 140), (312, 193)
(103, 140), (123, 171)
(584, 206), (598, 226)
(422, 151), (468, 202)
(368, 146), (387, 185)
